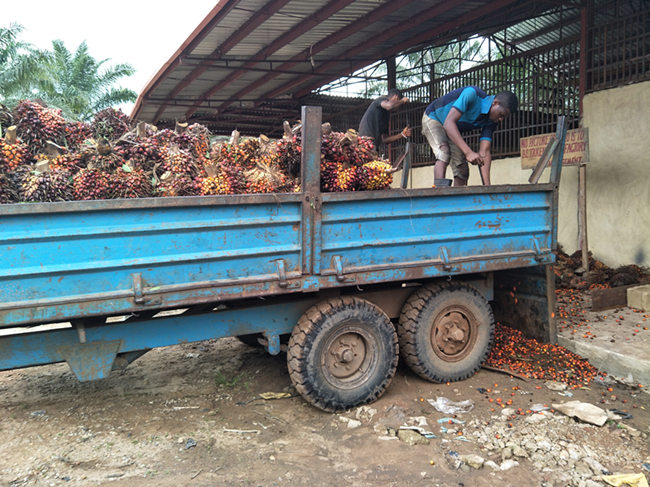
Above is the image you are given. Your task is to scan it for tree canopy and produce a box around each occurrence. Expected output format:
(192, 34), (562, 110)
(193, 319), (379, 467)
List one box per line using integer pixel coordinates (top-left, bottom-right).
(0, 23), (137, 121)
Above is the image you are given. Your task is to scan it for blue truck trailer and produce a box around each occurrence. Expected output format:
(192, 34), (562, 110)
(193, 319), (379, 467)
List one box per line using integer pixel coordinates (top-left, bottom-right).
(0, 107), (566, 411)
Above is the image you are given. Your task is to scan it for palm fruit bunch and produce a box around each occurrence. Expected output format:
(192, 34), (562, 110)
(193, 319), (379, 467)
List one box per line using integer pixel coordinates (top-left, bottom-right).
(156, 172), (200, 197)
(0, 134), (29, 171)
(108, 164), (153, 199)
(357, 160), (394, 190)
(113, 135), (164, 172)
(276, 135), (301, 178)
(0, 173), (17, 204)
(320, 160), (343, 192)
(72, 168), (111, 200)
(184, 123), (211, 161)
(19, 167), (73, 202)
(335, 165), (360, 192)
(199, 173), (236, 195)
(49, 152), (85, 172)
(14, 100), (66, 158)
(199, 158), (247, 196)
(355, 135), (378, 163)
(321, 133), (346, 164)
(244, 160), (291, 194)
(0, 104), (13, 128)
(160, 150), (201, 178)
(149, 128), (178, 150)
(64, 121), (93, 150)
(238, 138), (264, 171)
(210, 142), (248, 170)
(85, 152), (126, 172)
(92, 107), (132, 140)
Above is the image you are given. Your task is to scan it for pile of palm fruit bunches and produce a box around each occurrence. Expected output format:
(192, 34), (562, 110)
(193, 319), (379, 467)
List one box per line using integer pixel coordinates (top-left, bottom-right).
(0, 100), (395, 204)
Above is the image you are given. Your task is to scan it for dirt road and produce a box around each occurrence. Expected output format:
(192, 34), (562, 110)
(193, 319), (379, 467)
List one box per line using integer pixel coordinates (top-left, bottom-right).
(1, 330), (648, 487)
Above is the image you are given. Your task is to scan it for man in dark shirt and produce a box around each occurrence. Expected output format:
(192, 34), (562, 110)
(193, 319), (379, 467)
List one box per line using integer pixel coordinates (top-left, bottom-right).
(359, 88), (411, 149)
(422, 86), (518, 186)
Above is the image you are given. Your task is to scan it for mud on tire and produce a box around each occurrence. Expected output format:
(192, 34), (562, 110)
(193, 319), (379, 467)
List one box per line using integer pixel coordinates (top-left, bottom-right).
(287, 296), (398, 412)
(397, 282), (494, 383)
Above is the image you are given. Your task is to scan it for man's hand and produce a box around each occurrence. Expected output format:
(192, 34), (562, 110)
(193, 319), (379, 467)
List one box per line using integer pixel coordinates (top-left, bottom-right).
(401, 126), (412, 138)
(465, 150), (484, 166)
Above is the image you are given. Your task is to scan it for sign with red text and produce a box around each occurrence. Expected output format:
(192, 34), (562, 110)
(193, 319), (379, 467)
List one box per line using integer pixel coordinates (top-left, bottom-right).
(521, 128), (588, 169)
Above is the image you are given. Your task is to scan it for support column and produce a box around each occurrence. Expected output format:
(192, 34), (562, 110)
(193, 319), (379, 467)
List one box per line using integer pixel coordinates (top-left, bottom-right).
(386, 56), (396, 91)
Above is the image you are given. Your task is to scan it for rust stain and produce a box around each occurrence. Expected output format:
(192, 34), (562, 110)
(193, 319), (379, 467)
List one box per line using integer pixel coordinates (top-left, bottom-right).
(475, 217), (504, 230)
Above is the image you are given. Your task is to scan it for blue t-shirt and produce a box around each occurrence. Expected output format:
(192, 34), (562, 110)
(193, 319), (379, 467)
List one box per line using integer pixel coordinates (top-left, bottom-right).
(425, 86), (496, 141)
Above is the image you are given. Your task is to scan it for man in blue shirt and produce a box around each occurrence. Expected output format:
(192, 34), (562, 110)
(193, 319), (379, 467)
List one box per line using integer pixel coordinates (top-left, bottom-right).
(422, 86), (518, 186)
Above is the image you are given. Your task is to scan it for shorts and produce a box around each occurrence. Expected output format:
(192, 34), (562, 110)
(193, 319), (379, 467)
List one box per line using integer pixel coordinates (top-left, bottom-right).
(421, 113), (469, 181)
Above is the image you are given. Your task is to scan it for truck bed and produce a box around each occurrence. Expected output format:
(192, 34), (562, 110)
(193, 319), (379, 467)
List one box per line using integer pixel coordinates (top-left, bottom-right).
(0, 183), (557, 328)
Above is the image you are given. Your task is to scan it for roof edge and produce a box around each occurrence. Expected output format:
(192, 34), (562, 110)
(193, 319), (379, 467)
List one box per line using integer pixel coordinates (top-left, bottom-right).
(131, 0), (239, 120)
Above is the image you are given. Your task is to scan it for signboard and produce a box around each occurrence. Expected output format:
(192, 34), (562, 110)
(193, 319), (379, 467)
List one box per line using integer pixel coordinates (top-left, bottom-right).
(521, 128), (588, 169)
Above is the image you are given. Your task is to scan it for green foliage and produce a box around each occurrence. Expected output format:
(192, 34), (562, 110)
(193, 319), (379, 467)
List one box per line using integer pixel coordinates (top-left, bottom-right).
(0, 23), (137, 121)
(362, 38), (489, 98)
(0, 23), (47, 104)
(35, 40), (137, 121)
(215, 370), (245, 389)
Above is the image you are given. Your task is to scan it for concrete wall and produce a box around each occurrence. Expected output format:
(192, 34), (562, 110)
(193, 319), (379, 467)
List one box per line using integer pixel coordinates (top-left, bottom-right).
(394, 81), (650, 268)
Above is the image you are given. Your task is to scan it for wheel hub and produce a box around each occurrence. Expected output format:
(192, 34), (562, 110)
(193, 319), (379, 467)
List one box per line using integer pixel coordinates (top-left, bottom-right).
(433, 310), (474, 359)
(326, 333), (366, 379)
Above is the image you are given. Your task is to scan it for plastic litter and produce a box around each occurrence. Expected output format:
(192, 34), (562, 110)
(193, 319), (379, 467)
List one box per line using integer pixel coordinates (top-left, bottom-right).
(427, 397), (474, 414)
(530, 403), (550, 412)
(602, 473), (649, 487)
(399, 426), (436, 439)
(608, 408), (633, 420)
(437, 417), (465, 425)
(544, 380), (567, 391)
(259, 392), (292, 400)
(552, 400), (608, 426)
(185, 438), (197, 449)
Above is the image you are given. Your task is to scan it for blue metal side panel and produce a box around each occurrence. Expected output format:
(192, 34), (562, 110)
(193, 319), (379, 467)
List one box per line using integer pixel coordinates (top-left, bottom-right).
(0, 199), (302, 327)
(319, 190), (553, 278)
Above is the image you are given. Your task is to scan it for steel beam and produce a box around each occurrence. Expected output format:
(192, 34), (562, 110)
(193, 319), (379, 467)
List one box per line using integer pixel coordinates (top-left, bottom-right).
(152, 0), (292, 122)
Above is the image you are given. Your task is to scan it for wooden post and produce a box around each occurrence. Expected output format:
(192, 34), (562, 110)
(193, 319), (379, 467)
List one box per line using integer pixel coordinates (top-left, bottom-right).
(577, 2), (591, 273)
(578, 162), (588, 272)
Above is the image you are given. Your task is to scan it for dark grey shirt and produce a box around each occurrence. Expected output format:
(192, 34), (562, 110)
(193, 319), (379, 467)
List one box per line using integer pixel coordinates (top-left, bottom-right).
(358, 96), (389, 146)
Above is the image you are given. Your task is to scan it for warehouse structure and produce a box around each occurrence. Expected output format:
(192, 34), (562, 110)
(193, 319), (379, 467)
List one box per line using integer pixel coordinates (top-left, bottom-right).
(132, 0), (649, 268)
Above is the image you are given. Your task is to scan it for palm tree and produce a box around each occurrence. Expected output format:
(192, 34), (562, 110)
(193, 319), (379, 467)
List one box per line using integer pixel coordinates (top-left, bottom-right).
(36, 40), (137, 121)
(0, 23), (46, 104)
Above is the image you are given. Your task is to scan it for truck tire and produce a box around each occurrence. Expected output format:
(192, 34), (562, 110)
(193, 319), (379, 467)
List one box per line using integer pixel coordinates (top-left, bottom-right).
(397, 282), (494, 383)
(287, 296), (398, 412)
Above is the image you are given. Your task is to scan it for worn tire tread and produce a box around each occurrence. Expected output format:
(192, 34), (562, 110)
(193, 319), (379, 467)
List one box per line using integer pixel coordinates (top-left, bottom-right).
(287, 297), (398, 412)
(397, 282), (494, 383)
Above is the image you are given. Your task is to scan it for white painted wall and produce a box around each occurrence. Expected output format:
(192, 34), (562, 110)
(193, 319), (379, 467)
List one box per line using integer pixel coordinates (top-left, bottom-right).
(394, 81), (650, 268)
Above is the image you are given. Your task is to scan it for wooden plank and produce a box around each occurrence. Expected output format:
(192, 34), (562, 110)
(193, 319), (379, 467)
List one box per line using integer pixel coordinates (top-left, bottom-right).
(591, 285), (636, 311)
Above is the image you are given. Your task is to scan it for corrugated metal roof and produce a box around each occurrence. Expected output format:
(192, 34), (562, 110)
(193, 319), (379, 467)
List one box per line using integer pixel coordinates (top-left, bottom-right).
(132, 0), (574, 136)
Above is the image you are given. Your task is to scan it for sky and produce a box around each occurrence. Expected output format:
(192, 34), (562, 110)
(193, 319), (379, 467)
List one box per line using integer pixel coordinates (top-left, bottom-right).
(3, 0), (218, 114)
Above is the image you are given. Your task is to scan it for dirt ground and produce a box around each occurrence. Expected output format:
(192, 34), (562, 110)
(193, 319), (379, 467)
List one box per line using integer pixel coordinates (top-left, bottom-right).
(1, 297), (649, 487)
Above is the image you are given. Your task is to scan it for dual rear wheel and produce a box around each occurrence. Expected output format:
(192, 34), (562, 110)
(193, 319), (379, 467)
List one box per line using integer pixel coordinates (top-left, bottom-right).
(286, 283), (494, 412)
